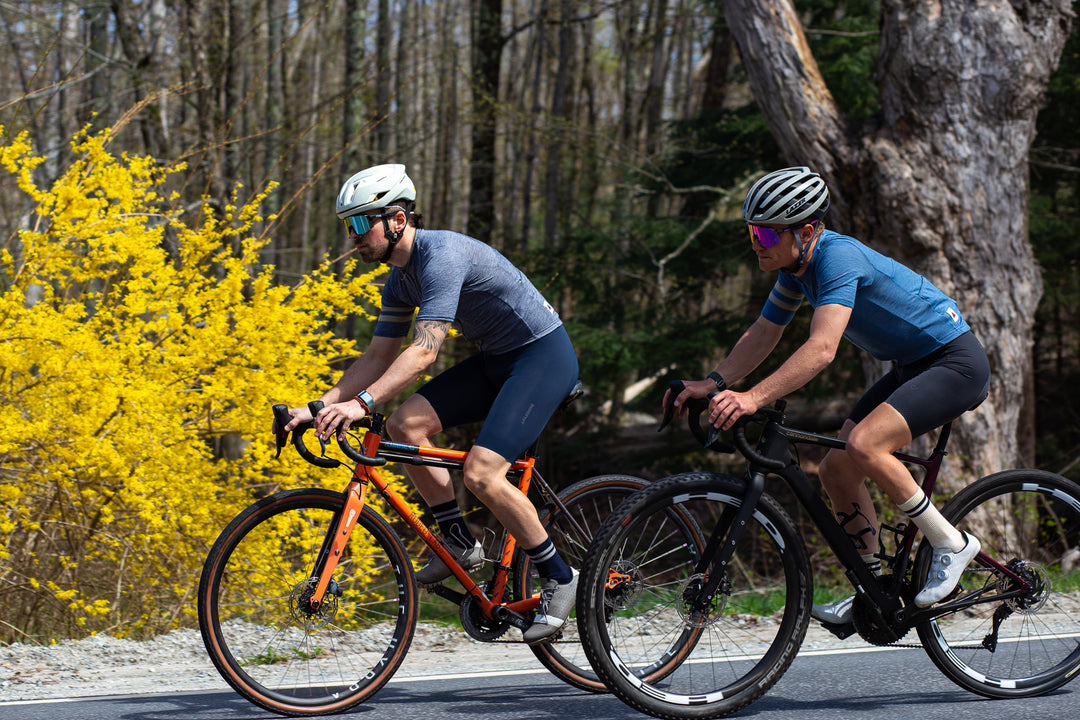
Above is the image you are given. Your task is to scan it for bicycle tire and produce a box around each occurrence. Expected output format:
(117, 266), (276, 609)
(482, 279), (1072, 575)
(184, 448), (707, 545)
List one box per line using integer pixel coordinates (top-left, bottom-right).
(512, 474), (650, 692)
(578, 472), (812, 720)
(198, 488), (417, 716)
(915, 468), (1080, 698)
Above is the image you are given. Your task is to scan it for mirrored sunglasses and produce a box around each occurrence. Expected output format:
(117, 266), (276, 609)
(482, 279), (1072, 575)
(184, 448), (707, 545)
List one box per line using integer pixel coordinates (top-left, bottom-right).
(342, 213), (390, 236)
(747, 222), (814, 248)
(747, 225), (787, 248)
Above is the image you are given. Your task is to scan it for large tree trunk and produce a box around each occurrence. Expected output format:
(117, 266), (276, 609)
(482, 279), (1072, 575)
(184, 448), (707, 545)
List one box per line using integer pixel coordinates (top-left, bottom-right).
(722, 0), (1073, 480)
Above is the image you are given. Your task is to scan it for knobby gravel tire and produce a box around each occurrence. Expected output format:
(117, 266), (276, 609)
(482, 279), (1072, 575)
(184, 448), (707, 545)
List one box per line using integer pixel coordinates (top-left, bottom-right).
(577, 472), (812, 719)
(915, 469), (1080, 699)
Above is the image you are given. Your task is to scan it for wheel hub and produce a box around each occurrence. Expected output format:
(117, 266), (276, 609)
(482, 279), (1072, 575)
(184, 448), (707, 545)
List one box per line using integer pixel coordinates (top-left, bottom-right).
(604, 561), (644, 613)
(676, 573), (726, 629)
(290, 577), (339, 630)
(1004, 560), (1049, 614)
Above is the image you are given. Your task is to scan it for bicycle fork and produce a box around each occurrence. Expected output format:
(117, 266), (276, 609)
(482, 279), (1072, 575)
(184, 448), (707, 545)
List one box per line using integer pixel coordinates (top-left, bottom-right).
(300, 436), (380, 614)
(685, 470), (767, 610)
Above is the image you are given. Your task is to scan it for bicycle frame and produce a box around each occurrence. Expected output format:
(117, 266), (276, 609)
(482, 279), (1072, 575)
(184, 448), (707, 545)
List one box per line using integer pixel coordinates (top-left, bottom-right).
(297, 412), (544, 627)
(698, 404), (1034, 634)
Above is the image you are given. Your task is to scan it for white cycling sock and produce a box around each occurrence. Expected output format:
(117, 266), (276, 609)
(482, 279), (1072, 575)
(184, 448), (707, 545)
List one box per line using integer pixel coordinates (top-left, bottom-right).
(860, 552), (882, 576)
(898, 489), (965, 552)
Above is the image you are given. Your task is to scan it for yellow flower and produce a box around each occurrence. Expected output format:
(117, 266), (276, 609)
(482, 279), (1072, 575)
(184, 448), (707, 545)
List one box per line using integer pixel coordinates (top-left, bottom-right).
(0, 126), (421, 642)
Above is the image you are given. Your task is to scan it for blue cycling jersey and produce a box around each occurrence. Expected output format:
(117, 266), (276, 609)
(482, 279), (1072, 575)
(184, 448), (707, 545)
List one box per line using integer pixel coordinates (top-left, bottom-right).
(761, 230), (969, 365)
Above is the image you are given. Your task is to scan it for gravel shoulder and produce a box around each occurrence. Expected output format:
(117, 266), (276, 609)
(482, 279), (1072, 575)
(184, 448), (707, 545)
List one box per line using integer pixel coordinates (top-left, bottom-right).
(0, 621), (850, 703)
(0, 623), (529, 702)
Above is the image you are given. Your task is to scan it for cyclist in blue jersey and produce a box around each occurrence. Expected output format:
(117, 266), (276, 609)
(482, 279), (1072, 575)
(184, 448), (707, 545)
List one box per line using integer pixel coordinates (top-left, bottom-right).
(668, 167), (990, 631)
(281, 164), (579, 644)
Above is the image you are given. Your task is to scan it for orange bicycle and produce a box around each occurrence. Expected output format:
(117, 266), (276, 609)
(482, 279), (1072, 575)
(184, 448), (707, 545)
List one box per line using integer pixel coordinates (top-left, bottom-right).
(197, 389), (651, 716)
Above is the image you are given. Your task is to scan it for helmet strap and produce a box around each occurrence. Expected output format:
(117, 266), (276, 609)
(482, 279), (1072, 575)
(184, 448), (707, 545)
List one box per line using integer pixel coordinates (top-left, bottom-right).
(779, 232), (806, 274)
(783, 221), (820, 273)
(379, 214), (405, 263)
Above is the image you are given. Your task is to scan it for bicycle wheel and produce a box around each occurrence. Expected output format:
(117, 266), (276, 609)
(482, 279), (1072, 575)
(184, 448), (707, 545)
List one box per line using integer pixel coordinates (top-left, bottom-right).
(915, 468), (1080, 698)
(578, 472), (812, 720)
(198, 488), (417, 716)
(513, 474), (649, 692)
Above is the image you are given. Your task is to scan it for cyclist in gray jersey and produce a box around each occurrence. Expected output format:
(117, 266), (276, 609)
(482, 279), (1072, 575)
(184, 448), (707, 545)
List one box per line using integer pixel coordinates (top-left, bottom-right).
(374, 228), (561, 355)
(281, 165), (580, 644)
(669, 168), (990, 632)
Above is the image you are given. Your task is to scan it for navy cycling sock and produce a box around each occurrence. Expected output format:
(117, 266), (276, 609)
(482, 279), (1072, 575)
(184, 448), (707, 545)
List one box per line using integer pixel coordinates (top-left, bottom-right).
(430, 500), (476, 549)
(525, 538), (573, 584)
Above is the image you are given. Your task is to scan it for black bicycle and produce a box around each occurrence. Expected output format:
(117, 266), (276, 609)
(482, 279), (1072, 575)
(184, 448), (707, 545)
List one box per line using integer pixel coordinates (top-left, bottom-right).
(577, 382), (1080, 719)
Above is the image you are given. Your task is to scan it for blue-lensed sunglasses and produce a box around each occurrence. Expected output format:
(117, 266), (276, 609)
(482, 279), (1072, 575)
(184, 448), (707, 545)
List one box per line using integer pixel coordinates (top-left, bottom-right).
(342, 214), (373, 236)
(342, 213), (390, 236)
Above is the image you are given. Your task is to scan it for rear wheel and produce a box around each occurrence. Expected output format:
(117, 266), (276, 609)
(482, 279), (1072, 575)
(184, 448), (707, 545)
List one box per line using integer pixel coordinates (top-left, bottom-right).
(916, 469), (1080, 698)
(513, 474), (648, 691)
(578, 472), (812, 720)
(198, 488), (417, 716)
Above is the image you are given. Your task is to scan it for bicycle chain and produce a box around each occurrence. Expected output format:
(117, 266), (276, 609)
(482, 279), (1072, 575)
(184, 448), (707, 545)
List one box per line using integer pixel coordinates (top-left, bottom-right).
(857, 565), (1008, 650)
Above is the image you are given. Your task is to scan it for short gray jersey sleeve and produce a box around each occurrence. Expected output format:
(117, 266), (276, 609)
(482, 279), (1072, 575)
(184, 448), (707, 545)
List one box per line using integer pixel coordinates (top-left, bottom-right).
(373, 229), (561, 354)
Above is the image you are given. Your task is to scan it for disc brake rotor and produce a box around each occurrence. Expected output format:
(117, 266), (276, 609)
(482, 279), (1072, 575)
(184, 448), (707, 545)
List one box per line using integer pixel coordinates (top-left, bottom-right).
(290, 577), (339, 630)
(676, 573), (726, 629)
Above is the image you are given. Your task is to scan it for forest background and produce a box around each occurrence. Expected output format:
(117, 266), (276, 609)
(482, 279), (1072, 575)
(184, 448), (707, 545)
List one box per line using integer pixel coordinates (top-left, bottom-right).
(1, 0), (1078, 643)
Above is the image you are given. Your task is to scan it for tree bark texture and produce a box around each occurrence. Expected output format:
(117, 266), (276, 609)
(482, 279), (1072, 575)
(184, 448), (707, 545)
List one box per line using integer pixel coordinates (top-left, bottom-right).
(468, 0), (502, 242)
(722, 0), (1074, 479)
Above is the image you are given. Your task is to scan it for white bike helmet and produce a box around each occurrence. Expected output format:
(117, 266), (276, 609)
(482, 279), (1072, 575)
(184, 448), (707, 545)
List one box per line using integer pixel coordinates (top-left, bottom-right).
(742, 167), (829, 226)
(336, 163), (416, 219)
(337, 164), (417, 261)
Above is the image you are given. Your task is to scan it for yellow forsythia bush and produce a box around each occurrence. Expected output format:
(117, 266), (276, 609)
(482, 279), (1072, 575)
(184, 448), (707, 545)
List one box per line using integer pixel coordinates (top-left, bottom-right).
(0, 127), (392, 642)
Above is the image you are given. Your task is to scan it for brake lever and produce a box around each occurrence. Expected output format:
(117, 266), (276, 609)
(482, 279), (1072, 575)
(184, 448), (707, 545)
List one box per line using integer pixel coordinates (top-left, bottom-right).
(658, 380), (686, 432)
(307, 400), (331, 455)
(271, 404), (291, 459)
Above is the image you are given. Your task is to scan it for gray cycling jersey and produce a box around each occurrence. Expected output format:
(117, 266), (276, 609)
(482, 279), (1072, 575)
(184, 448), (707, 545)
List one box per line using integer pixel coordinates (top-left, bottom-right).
(373, 229), (561, 354)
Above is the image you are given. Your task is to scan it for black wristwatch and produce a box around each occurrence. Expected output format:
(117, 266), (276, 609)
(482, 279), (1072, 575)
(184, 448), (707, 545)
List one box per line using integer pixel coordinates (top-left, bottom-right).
(706, 371), (727, 392)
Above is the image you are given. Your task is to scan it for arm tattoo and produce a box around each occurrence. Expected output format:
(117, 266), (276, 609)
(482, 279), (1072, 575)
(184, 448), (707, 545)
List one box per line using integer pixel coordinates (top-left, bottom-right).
(411, 320), (450, 352)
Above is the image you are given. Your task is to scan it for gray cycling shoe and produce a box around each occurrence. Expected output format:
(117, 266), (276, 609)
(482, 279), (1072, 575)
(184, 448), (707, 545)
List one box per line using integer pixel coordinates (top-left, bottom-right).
(811, 595), (854, 625)
(914, 531), (981, 607)
(414, 537), (483, 585)
(523, 569), (579, 645)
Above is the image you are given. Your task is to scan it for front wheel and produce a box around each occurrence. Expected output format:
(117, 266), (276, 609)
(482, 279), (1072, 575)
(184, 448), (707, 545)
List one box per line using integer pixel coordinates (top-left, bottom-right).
(513, 474), (649, 692)
(577, 472), (812, 720)
(916, 469), (1080, 698)
(198, 488), (418, 716)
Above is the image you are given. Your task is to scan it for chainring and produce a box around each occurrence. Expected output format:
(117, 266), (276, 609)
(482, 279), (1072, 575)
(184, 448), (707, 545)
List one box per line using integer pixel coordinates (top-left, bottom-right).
(460, 592), (511, 641)
(851, 593), (909, 646)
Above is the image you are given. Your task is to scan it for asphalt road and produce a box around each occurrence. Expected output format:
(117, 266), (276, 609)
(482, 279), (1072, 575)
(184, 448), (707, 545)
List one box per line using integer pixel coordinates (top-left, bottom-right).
(1, 645), (1074, 720)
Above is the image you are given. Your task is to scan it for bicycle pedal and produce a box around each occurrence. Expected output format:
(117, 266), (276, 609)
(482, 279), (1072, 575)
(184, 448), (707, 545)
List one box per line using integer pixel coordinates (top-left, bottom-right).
(819, 620), (856, 640)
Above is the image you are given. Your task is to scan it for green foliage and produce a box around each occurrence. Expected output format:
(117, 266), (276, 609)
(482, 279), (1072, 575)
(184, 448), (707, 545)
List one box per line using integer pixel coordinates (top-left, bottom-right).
(798, 0), (882, 122)
(664, 107), (783, 210)
(1031, 7), (1080, 478)
(516, 214), (751, 418)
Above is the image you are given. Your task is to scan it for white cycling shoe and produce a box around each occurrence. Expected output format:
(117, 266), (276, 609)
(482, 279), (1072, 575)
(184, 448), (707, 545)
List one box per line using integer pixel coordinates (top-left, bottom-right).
(914, 531), (981, 607)
(811, 595), (854, 625)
